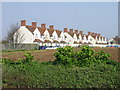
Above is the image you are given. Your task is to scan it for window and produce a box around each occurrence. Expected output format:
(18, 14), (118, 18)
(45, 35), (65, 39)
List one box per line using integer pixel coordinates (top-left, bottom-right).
(35, 34), (38, 38)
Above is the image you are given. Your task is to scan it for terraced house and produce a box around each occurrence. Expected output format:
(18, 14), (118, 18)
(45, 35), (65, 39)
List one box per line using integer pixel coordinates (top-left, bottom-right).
(13, 20), (107, 47)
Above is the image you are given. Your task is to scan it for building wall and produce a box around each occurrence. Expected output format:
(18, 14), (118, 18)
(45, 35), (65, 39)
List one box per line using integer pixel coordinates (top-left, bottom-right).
(14, 26), (34, 44)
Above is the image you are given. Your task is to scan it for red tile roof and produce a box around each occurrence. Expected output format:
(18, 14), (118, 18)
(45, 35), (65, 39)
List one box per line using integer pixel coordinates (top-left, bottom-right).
(26, 25), (36, 34)
(53, 40), (59, 43)
(79, 41), (83, 44)
(67, 32), (74, 37)
(86, 35), (88, 40)
(60, 41), (66, 43)
(38, 27), (46, 35)
(74, 41), (78, 44)
(55, 30), (62, 37)
(44, 40), (51, 43)
(47, 29), (54, 37)
(88, 42), (92, 44)
(84, 42), (87, 44)
(34, 39), (42, 42)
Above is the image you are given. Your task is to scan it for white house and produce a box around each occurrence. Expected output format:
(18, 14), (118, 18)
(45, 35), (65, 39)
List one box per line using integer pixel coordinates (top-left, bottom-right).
(13, 20), (108, 47)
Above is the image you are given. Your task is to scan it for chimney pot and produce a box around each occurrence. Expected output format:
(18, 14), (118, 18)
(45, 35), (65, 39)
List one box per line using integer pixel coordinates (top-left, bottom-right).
(64, 28), (68, 32)
(75, 30), (78, 33)
(92, 33), (95, 36)
(70, 29), (73, 32)
(32, 22), (37, 26)
(21, 20), (26, 26)
(80, 31), (83, 34)
(88, 32), (92, 35)
(49, 25), (54, 29)
(41, 24), (46, 28)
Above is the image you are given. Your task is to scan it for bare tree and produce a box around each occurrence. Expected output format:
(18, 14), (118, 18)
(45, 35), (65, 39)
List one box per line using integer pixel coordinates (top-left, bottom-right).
(5, 23), (20, 44)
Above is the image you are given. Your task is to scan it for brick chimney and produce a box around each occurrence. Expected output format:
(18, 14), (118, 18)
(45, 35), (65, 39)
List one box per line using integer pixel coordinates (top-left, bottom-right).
(70, 29), (73, 32)
(32, 22), (37, 26)
(64, 28), (68, 32)
(21, 20), (26, 26)
(79, 31), (83, 34)
(49, 25), (54, 29)
(98, 34), (101, 36)
(41, 24), (46, 28)
(88, 32), (92, 35)
(92, 33), (95, 36)
(75, 30), (78, 33)
(94, 33), (98, 36)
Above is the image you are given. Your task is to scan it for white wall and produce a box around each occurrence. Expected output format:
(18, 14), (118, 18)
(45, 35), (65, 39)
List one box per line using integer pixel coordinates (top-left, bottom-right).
(14, 26), (34, 44)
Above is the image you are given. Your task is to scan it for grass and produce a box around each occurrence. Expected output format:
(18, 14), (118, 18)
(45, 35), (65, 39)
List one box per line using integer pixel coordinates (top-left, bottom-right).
(2, 61), (120, 88)
(2, 49), (39, 52)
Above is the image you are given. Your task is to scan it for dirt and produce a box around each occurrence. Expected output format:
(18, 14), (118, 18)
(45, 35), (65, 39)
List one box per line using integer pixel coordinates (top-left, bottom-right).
(2, 47), (120, 62)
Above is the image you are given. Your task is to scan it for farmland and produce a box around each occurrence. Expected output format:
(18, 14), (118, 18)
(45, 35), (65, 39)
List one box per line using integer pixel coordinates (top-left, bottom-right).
(1, 46), (120, 88)
(2, 47), (120, 62)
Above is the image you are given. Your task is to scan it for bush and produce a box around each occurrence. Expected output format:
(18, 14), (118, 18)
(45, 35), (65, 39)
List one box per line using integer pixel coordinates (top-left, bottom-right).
(18, 52), (34, 64)
(53, 45), (112, 67)
(54, 46), (75, 66)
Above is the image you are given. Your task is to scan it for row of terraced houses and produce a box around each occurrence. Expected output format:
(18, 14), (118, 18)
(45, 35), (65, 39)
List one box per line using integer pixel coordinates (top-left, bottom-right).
(13, 20), (107, 47)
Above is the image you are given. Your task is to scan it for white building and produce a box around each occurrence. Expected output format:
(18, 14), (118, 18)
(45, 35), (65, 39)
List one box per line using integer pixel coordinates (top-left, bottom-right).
(13, 20), (107, 47)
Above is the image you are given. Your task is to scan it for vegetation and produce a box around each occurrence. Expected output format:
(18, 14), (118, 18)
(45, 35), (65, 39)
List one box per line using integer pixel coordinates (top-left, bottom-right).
(53, 45), (111, 67)
(2, 45), (120, 88)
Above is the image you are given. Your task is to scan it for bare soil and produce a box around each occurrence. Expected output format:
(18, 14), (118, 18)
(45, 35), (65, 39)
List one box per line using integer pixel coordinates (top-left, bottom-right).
(2, 47), (120, 62)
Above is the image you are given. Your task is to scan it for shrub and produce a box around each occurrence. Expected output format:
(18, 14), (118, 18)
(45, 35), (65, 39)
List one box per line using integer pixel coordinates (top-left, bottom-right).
(75, 45), (96, 67)
(19, 52), (34, 64)
(53, 45), (112, 67)
(54, 46), (75, 66)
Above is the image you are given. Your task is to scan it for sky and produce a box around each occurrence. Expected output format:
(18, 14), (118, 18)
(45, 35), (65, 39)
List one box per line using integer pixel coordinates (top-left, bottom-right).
(2, 2), (118, 40)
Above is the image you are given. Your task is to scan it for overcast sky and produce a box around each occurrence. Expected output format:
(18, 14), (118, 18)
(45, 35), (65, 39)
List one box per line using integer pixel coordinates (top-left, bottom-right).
(2, 2), (118, 40)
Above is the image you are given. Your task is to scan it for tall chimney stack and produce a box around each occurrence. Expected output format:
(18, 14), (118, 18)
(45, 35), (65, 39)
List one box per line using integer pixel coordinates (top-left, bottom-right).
(80, 31), (83, 34)
(49, 25), (54, 29)
(75, 30), (78, 33)
(41, 24), (46, 28)
(32, 22), (37, 26)
(92, 33), (95, 36)
(64, 28), (68, 32)
(21, 20), (26, 26)
(70, 29), (73, 32)
(88, 32), (92, 35)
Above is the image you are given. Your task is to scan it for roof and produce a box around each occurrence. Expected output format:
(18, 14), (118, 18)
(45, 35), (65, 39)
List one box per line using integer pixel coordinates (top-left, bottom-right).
(26, 25), (36, 34)
(53, 40), (59, 43)
(44, 40), (51, 43)
(34, 39), (42, 42)
(79, 41), (83, 44)
(55, 30), (62, 37)
(76, 34), (79, 39)
(74, 41), (78, 44)
(38, 27), (46, 35)
(86, 35), (88, 40)
(60, 41), (66, 43)
(84, 42), (87, 44)
(88, 42), (92, 44)
(47, 29), (54, 36)
(93, 36), (97, 39)
(67, 32), (74, 37)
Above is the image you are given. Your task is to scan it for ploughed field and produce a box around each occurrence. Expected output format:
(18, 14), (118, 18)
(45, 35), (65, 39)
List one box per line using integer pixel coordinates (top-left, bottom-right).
(2, 47), (120, 62)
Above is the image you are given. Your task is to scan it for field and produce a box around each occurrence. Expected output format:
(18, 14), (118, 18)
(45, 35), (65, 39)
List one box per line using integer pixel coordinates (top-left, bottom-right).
(1, 46), (120, 88)
(2, 47), (120, 62)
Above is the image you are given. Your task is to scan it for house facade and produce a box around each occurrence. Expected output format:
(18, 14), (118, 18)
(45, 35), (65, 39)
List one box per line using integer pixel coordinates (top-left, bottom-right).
(13, 20), (107, 47)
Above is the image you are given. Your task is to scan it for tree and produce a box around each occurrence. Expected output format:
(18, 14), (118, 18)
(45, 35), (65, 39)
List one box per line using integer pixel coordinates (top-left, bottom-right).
(113, 36), (120, 44)
(5, 23), (20, 44)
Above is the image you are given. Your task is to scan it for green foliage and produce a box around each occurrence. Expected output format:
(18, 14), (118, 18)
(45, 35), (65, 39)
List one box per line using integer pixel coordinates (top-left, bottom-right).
(54, 46), (75, 66)
(2, 61), (120, 88)
(18, 52), (34, 64)
(2, 47), (120, 88)
(53, 45), (112, 67)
